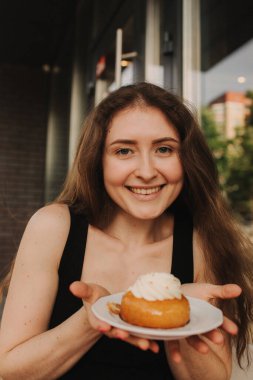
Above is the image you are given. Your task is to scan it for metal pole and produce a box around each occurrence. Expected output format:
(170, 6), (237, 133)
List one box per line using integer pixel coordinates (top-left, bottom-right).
(115, 28), (122, 88)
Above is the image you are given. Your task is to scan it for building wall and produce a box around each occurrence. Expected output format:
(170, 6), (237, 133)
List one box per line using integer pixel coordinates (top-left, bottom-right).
(44, 67), (72, 202)
(0, 64), (49, 279)
(209, 92), (252, 138)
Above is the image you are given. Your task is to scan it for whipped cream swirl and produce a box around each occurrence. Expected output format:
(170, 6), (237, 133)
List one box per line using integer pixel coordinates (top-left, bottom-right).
(129, 272), (182, 301)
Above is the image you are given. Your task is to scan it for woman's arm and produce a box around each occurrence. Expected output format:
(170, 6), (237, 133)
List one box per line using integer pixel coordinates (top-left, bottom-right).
(0, 204), (158, 379)
(164, 230), (240, 380)
(0, 306), (100, 380)
(0, 204), (102, 379)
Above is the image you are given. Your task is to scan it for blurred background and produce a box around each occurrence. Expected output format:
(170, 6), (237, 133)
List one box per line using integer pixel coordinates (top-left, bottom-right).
(0, 0), (253, 279)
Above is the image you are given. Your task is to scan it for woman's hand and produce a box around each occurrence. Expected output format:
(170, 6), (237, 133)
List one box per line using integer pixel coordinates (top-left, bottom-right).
(166, 283), (242, 363)
(70, 281), (159, 353)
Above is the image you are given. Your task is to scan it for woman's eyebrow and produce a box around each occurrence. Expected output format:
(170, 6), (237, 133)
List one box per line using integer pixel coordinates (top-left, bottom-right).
(153, 137), (180, 144)
(109, 139), (136, 146)
(109, 137), (179, 146)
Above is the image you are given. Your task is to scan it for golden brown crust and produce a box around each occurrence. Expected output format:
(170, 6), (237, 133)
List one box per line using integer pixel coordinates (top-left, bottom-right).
(120, 291), (190, 328)
(107, 302), (121, 315)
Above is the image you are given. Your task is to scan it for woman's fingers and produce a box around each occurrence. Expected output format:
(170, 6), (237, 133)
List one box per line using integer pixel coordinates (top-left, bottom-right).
(107, 328), (129, 340)
(203, 316), (238, 340)
(209, 284), (242, 300)
(167, 332), (223, 362)
(150, 340), (160, 353)
(202, 328), (224, 344)
(186, 317), (238, 353)
(104, 328), (159, 353)
(221, 316), (238, 335)
(166, 340), (182, 363)
(69, 281), (109, 303)
(70, 281), (93, 300)
(186, 335), (209, 354)
(182, 283), (242, 302)
(120, 335), (159, 353)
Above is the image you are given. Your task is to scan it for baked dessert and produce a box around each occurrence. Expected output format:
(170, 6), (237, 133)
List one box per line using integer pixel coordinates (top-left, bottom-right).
(119, 272), (190, 328)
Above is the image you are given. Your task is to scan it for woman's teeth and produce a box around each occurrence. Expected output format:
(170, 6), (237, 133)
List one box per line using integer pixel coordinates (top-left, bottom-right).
(128, 186), (161, 195)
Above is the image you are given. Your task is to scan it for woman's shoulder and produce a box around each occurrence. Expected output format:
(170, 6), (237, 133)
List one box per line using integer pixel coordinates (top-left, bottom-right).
(3, 204), (72, 288)
(21, 203), (71, 266)
(28, 203), (71, 231)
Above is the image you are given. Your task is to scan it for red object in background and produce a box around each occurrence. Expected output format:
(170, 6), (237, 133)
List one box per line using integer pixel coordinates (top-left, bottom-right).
(96, 56), (106, 78)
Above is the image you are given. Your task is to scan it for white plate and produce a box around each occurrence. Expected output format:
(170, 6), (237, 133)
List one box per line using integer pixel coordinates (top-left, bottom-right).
(91, 293), (223, 340)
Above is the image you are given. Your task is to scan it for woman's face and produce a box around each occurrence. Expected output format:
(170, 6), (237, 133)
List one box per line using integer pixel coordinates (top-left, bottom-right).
(102, 105), (184, 220)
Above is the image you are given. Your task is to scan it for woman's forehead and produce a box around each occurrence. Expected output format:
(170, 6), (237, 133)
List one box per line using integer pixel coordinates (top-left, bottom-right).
(106, 105), (178, 140)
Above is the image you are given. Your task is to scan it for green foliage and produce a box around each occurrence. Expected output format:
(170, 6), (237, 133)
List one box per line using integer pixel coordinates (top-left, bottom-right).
(226, 124), (253, 220)
(201, 107), (231, 188)
(201, 106), (253, 221)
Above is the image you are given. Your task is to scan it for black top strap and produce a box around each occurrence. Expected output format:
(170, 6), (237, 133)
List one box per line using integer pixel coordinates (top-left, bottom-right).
(171, 211), (194, 284)
(49, 207), (88, 328)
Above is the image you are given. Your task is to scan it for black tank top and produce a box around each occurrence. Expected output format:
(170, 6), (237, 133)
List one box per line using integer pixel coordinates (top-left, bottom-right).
(49, 208), (193, 379)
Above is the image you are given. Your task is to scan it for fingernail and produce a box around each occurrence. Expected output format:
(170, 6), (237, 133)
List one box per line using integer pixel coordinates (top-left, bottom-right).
(152, 345), (159, 353)
(173, 353), (182, 363)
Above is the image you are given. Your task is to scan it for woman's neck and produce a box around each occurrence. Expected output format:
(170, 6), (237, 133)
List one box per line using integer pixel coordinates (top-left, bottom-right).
(103, 211), (173, 247)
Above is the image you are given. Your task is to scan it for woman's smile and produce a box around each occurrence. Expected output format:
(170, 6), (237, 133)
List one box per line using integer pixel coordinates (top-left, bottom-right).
(126, 185), (164, 195)
(103, 106), (184, 220)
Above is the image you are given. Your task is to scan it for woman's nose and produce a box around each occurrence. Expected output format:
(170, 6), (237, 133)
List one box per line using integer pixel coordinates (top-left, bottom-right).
(134, 156), (157, 181)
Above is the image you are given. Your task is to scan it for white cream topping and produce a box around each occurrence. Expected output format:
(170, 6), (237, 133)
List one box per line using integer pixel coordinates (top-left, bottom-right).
(129, 272), (182, 301)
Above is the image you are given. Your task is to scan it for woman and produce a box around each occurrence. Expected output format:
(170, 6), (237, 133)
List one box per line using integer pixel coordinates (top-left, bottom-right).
(0, 82), (252, 379)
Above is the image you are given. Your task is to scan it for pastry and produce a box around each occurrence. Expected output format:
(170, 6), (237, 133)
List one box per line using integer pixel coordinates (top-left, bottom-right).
(119, 272), (190, 328)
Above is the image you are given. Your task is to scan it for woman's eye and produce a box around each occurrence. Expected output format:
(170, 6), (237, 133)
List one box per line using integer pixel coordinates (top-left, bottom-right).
(116, 148), (132, 156)
(157, 146), (172, 154)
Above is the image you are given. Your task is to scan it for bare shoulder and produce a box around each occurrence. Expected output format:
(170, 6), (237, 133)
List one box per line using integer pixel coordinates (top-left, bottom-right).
(29, 203), (70, 232)
(18, 203), (71, 268)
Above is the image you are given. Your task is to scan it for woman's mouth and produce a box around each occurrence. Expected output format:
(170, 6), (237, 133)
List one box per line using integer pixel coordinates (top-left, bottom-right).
(126, 186), (164, 195)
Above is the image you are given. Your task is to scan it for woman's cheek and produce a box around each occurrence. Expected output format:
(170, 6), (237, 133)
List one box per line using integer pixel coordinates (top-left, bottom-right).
(162, 161), (184, 183)
(103, 158), (133, 185)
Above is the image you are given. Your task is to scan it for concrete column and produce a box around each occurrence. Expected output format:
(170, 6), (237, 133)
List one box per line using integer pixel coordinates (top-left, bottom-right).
(68, 62), (84, 167)
(145, 0), (163, 86)
(182, 0), (201, 112)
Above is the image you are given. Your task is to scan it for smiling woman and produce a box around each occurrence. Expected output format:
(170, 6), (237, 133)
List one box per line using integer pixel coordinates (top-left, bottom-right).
(0, 82), (252, 380)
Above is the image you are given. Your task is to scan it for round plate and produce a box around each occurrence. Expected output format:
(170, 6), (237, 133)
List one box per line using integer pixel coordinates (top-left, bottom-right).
(91, 293), (223, 340)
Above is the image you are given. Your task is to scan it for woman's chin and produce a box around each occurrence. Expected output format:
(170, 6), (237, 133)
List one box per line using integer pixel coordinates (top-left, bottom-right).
(127, 209), (164, 221)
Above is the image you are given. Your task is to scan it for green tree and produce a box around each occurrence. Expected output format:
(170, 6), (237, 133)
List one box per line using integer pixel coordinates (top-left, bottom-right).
(245, 90), (253, 125)
(201, 107), (231, 189)
(226, 122), (253, 221)
(201, 104), (253, 221)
